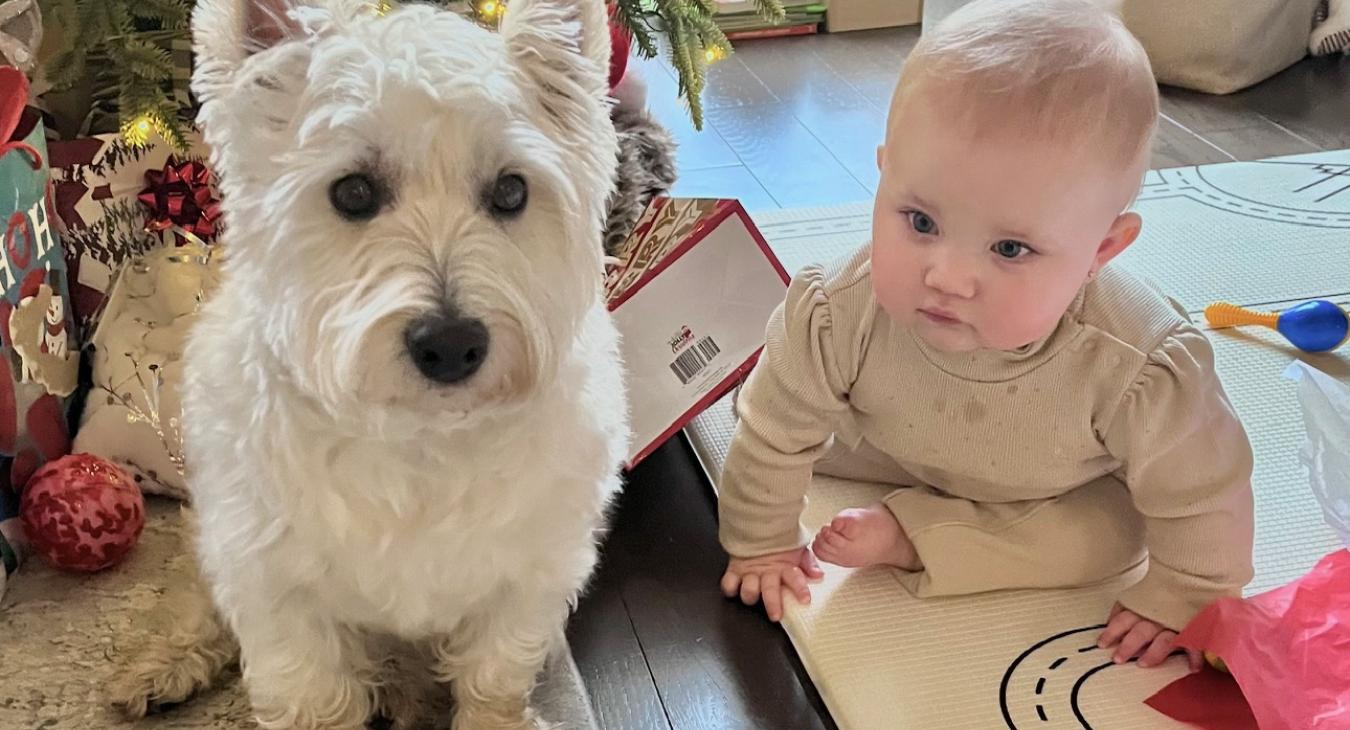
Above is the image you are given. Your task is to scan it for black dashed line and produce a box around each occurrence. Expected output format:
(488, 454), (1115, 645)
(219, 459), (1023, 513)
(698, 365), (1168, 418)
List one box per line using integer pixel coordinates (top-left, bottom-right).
(1036, 705), (1048, 722)
(1035, 678), (1046, 695)
(1049, 657), (1067, 670)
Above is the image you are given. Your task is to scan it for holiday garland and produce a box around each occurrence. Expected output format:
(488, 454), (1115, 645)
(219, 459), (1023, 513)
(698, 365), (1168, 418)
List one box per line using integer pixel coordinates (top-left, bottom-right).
(36, 0), (784, 149)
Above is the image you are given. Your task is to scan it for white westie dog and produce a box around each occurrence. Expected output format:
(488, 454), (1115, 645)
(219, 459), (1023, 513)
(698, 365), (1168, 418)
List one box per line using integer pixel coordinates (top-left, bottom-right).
(108, 0), (629, 727)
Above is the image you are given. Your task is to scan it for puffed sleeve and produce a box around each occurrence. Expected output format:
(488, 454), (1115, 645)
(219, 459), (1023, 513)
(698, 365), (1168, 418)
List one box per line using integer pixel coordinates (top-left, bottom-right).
(1103, 324), (1255, 631)
(718, 263), (858, 558)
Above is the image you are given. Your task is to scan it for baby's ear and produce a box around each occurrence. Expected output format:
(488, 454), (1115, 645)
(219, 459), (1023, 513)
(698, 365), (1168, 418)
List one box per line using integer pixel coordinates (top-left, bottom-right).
(500, 0), (612, 102)
(1095, 211), (1142, 269)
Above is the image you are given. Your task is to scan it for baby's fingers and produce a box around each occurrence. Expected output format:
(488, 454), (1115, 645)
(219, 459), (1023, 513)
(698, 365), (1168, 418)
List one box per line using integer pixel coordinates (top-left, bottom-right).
(1186, 648), (1204, 673)
(1137, 631), (1177, 668)
(1113, 621), (1159, 664)
(720, 568), (743, 598)
(1098, 610), (1142, 649)
(738, 572), (761, 607)
(783, 566), (812, 606)
(762, 572), (784, 622)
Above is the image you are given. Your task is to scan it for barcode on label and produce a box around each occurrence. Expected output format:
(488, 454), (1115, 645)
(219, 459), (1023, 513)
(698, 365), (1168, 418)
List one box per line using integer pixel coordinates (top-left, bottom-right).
(670, 336), (721, 385)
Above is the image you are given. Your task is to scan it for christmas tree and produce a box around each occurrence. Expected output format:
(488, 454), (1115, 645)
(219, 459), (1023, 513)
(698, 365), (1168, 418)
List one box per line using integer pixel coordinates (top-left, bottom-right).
(35, 0), (784, 149)
(459, 0), (785, 129)
(38, 0), (194, 150)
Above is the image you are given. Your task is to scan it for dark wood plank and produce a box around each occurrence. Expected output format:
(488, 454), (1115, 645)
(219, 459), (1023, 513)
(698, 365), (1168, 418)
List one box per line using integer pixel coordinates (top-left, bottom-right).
(579, 437), (836, 730)
(732, 36), (873, 109)
(671, 164), (780, 212)
(567, 566), (672, 730)
(1225, 54), (1350, 149)
(702, 55), (781, 111)
(806, 28), (918, 110)
(635, 55), (744, 173)
(1202, 122), (1321, 161)
(1159, 87), (1273, 134)
(791, 101), (887, 193)
(732, 37), (888, 192)
(706, 102), (871, 208)
(1151, 116), (1234, 169)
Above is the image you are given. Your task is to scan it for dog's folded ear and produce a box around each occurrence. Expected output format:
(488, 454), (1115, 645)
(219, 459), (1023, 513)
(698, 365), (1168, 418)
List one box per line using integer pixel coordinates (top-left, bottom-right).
(500, 0), (613, 103)
(191, 0), (360, 101)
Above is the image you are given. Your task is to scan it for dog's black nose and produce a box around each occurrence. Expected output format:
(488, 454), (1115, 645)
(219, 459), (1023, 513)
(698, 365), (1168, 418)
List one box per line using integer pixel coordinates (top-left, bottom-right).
(404, 313), (490, 384)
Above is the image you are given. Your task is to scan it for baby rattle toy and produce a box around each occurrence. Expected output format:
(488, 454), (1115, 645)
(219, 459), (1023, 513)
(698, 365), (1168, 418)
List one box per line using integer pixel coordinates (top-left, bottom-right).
(1205, 300), (1349, 353)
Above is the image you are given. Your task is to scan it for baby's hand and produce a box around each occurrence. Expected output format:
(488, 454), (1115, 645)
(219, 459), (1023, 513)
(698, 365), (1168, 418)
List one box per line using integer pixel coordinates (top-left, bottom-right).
(1097, 603), (1203, 671)
(720, 547), (824, 622)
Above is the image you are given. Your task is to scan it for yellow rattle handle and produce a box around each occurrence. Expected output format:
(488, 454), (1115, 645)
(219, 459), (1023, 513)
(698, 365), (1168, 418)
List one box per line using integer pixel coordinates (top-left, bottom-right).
(1204, 651), (1229, 674)
(1205, 302), (1280, 330)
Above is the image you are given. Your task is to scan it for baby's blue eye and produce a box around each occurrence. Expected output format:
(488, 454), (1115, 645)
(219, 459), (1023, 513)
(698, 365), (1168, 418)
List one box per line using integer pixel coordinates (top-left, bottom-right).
(909, 211), (937, 235)
(994, 240), (1032, 259)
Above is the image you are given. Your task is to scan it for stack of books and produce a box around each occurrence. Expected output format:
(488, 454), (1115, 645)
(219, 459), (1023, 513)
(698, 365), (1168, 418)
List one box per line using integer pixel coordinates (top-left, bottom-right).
(713, 0), (826, 40)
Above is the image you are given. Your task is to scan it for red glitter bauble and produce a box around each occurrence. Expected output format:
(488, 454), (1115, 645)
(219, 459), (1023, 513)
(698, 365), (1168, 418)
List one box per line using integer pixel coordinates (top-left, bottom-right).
(20, 454), (145, 572)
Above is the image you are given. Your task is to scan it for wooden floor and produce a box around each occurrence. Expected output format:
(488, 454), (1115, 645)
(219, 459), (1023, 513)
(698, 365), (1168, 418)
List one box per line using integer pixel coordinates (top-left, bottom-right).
(567, 26), (1350, 730)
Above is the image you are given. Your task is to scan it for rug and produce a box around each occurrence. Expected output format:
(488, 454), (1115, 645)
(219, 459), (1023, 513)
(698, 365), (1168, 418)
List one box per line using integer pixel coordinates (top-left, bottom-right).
(684, 149), (1350, 729)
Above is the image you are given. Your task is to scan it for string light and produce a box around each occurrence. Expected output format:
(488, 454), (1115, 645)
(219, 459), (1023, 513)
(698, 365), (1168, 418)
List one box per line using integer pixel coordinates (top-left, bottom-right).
(479, 0), (500, 18)
(704, 45), (728, 64)
(121, 114), (156, 146)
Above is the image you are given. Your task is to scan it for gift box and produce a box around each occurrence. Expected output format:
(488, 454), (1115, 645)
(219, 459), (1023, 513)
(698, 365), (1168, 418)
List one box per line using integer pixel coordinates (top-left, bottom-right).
(0, 68), (80, 594)
(47, 128), (218, 342)
(606, 197), (788, 467)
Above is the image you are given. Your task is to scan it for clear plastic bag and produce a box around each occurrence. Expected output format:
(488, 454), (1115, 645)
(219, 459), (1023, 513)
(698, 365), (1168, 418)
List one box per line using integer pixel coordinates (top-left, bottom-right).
(1283, 360), (1350, 548)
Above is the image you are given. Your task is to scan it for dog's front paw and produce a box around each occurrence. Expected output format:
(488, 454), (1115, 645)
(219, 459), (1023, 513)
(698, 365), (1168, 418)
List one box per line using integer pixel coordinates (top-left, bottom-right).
(451, 703), (554, 730)
(370, 679), (433, 730)
(106, 650), (219, 718)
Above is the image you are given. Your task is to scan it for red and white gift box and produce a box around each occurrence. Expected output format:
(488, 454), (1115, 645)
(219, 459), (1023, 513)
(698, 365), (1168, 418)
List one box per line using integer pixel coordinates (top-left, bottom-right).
(606, 198), (788, 468)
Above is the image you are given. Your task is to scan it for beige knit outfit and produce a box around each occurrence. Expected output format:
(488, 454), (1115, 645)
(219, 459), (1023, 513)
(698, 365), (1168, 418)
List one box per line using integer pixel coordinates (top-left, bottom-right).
(718, 244), (1255, 631)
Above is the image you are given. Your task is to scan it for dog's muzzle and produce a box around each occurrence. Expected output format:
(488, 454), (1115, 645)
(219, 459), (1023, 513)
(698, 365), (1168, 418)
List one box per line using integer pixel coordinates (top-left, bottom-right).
(404, 310), (490, 385)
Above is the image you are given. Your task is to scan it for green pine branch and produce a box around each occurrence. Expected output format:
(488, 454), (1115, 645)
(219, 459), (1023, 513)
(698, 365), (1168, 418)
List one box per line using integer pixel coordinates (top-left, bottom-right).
(415, 0), (789, 132)
(41, 0), (789, 143)
(37, 0), (195, 151)
(132, 0), (190, 29)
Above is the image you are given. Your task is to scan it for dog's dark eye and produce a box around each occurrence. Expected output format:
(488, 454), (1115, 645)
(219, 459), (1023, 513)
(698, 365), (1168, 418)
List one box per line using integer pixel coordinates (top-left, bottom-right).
(488, 174), (528, 217)
(329, 174), (380, 221)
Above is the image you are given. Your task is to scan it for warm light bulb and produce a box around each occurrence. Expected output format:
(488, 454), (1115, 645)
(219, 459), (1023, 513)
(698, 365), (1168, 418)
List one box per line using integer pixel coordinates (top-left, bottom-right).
(481, 1), (498, 16)
(705, 46), (727, 64)
(122, 115), (155, 146)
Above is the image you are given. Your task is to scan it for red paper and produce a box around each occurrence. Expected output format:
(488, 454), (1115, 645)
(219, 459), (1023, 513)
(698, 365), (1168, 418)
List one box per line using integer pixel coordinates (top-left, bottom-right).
(1152, 550), (1350, 730)
(1144, 667), (1258, 729)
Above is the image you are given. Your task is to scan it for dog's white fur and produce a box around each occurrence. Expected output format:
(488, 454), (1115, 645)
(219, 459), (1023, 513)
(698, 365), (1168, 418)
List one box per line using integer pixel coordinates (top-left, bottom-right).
(108, 1), (628, 727)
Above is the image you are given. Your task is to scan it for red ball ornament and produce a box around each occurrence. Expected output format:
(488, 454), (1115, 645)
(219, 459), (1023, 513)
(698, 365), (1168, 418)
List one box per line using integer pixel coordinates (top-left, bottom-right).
(20, 454), (145, 572)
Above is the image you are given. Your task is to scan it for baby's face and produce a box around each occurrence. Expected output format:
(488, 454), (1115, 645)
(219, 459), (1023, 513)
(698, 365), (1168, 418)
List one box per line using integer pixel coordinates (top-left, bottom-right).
(871, 98), (1141, 353)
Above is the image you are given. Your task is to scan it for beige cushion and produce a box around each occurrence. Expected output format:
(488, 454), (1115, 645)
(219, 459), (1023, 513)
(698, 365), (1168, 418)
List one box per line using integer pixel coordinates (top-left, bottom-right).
(924, 0), (1319, 96)
(1121, 0), (1320, 94)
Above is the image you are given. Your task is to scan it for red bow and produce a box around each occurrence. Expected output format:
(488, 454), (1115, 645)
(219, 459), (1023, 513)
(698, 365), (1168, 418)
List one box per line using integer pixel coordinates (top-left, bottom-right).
(138, 157), (222, 244)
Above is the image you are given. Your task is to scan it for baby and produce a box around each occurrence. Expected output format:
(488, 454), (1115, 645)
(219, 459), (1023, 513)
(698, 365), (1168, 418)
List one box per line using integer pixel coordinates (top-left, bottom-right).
(717, 0), (1255, 671)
